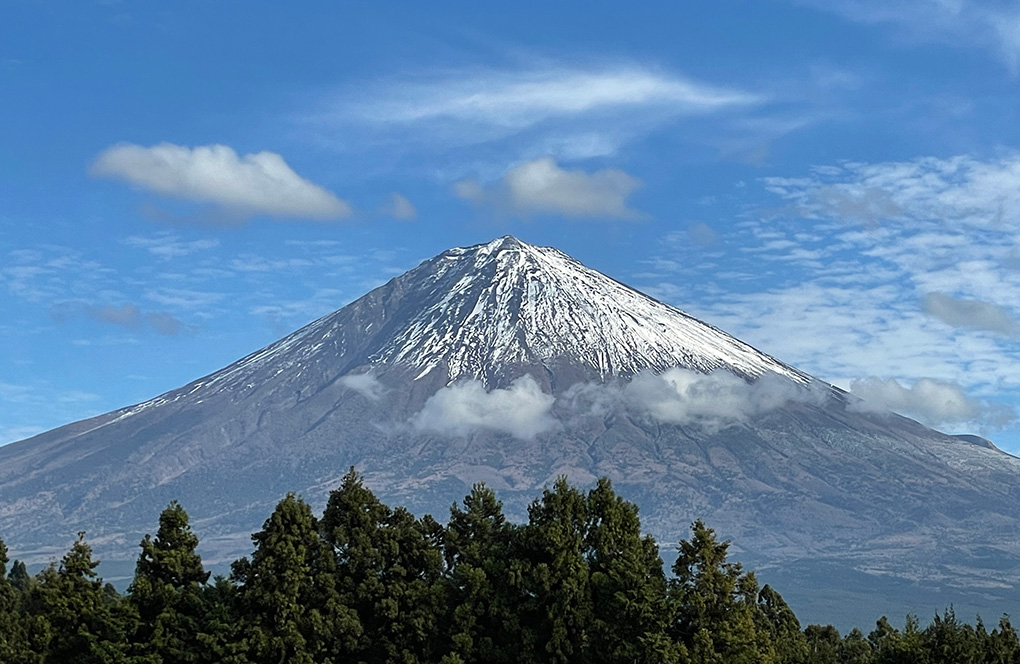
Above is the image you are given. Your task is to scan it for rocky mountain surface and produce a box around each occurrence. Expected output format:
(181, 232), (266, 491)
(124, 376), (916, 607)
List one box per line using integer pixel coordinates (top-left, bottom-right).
(2, 235), (1019, 626)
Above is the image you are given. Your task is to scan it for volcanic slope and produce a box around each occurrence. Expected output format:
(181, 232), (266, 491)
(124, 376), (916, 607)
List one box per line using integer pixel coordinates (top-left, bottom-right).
(2, 235), (1019, 625)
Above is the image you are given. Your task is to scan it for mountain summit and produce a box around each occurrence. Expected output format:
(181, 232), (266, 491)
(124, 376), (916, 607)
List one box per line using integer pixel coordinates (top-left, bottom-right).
(2, 236), (1020, 625)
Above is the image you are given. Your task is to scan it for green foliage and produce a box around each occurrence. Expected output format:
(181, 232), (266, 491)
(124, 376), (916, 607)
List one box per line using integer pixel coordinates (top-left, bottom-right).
(128, 500), (211, 663)
(233, 493), (355, 664)
(27, 532), (136, 663)
(442, 483), (519, 664)
(668, 519), (769, 664)
(320, 468), (445, 663)
(584, 477), (683, 664)
(515, 476), (592, 664)
(0, 475), (1018, 663)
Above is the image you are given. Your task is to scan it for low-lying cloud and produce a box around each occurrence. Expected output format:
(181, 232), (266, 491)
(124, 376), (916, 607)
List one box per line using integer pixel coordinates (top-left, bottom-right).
(90, 143), (351, 221)
(337, 372), (386, 401)
(412, 375), (556, 440)
(848, 376), (1013, 429)
(455, 157), (641, 220)
(566, 369), (827, 433)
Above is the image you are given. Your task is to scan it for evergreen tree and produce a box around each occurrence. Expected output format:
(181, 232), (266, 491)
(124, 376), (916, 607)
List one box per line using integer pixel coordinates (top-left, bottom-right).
(232, 493), (356, 664)
(128, 500), (211, 663)
(0, 536), (34, 663)
(986, 616), (1020, 664)
(756, 584), (808, 664)
(320, 468), (444, 664)
(668, 520), (768, 664)
(868, 615), (927, 664)
(841, 627), (875, 664)
(441, 484), (518, 664)
(584, 477), (683, 664)
(27, 532), (135, 664)
(8, 559), (29, 592)
(513, 476), (593, 664)
(804, 624), (841, 664)
(925, 607), (979, 664)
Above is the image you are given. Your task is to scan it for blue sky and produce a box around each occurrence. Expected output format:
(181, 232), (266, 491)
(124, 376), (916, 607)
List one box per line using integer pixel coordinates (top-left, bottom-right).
(5, 1), (1020, 451)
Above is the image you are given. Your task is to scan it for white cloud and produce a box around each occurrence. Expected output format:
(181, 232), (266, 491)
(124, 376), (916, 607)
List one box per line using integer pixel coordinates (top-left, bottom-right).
(337, 372), (386, 401)
(626, 369), (825, 432)
(90, 143), (352, 220)
(302, 62), (767, 164)
(563, 369), (827, 434)
(848, 376), (1013, 429)
(360, 66), (761, 127)
(384, 193), (417, 220)
(411, 375), (556, 440)
(455, 157), (641, 220)
(797, 0), (1020, 71)
(123, 234), (220, 259)
(922, 292), (1020, 336)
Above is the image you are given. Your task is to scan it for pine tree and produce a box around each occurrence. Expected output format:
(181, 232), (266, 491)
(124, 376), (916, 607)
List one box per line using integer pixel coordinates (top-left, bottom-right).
(804, 624), (841, 664)
(986, 616), (1020, 663)
(584, 477), (683, 664)
(0, 536), (33, 663)
(441, 483), (518, 664)
(756, 584), (807, 664)
(514, 476), (592, 664)
(320, 468), (444, 663)
(841, 627), (874, 664)
(28, 532), (135, 663)
(232, 493), (356, 664)
(668, 520), (768, 664)
(128, 500), (211, 663)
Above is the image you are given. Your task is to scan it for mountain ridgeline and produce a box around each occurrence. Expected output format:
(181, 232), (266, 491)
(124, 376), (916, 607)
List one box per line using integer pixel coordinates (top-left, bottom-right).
(1, 236), (1019, 626)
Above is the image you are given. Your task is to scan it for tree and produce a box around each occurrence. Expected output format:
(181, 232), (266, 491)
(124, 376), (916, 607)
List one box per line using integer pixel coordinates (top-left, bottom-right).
(668, 520), (769, 664)
(0, 536), (34, 663)
(28, 532), (135, 664)
(756, 584), (807, 664)
(320, 468), (444, 663)
(512, 476), (593, 664)
(441, 483), (519, 664)
(584, 477), (682, 664)
(232, 493), (356, 664)
(128, 500), (211, 663)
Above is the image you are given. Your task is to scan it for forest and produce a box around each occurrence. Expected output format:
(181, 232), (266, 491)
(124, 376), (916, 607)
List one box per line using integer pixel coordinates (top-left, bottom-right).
(1, 470), (1018, 664)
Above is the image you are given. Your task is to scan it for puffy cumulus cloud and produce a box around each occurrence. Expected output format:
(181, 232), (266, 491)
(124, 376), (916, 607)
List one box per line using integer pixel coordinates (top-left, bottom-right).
(90, 143), (351, 220)
(848, 377), (1013, 429)
(455, 157), (641, 220)
(411, 375), (556, 440)
(383, 192), (417, 220)
(337, 372), (386, 401)
(921, 292), (1020, 337)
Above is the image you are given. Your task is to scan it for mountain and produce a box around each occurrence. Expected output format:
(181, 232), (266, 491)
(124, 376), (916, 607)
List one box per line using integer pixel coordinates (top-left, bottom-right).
(2, 235), (1020, 626)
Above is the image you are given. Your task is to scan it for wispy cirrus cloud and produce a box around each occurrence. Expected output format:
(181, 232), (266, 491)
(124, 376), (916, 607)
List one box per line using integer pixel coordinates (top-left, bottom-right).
(300, 62), (765, 164)
(794, 0), (1020, 72)
(91, 143), (352, 221)
(455, 157), (641, 220)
